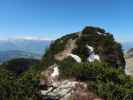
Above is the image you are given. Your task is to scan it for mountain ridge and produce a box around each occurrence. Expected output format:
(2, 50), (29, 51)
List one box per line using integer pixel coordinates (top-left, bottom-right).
(0, 26), (133, 100)
(38, 26), (132, 100)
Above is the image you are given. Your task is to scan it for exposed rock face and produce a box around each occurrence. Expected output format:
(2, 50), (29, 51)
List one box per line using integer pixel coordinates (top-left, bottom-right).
(39, 65), (103, 100)
(40, 64), (60, 88)
(125, 57), (133, 76)
(127, 48), (133, 58)
(68, 53), (82, 63)
(40, 80), (103, 100)
(124, 48), (133, 76)
(54, 39), (77, 61)
(86, 45), (100, 62)
(40, 26), (126, 100)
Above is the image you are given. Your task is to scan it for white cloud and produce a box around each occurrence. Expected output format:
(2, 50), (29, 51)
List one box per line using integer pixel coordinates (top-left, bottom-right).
(12, 36), (53, 41)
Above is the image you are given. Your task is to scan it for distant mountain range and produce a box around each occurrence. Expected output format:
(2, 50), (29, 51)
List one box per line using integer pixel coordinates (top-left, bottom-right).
(0, 39), (51, 63)
(122, 42), (133, 52)
(126, 48), (133, 58)
(0, 39), (51, 54)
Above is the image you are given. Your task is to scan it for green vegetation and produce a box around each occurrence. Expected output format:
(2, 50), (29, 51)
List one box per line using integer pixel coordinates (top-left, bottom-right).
(0, 58), (41, 100)
(2, 58), (40, 75)
(0, 59), (132, 100)
(0, 26), (132, 100)
(42, 26), (125, 69)
(59, 60), (133, 100)
(40, 26), (131, 99)
(41, 33), (79, 67)
(73, 26), (125, 69)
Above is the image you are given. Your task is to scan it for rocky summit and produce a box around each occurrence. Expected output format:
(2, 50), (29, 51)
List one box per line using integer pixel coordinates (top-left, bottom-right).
(42, 26), (125, 69)
(38, 26), (128, 100)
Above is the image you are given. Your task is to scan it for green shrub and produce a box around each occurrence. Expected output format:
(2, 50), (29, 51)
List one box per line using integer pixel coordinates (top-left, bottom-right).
(0, 64), (40, 100)
(58, 60), (133, 100)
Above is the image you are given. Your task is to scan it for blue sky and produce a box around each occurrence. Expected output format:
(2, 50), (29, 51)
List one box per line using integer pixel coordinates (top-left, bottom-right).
(0, 0), (132, 42)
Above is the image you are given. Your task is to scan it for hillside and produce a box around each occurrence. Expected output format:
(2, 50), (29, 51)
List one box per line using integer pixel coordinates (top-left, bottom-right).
(39, 26), (132, 100)
(1, 58), (40, 75)
(0, 26), (132, 100)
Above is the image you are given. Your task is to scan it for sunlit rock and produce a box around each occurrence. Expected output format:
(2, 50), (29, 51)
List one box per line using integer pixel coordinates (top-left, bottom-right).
(86, 45), (100, 62)
(86, 45), (94, 53)
(68, 53), (82, 63)
(87, 53), (100, 62)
